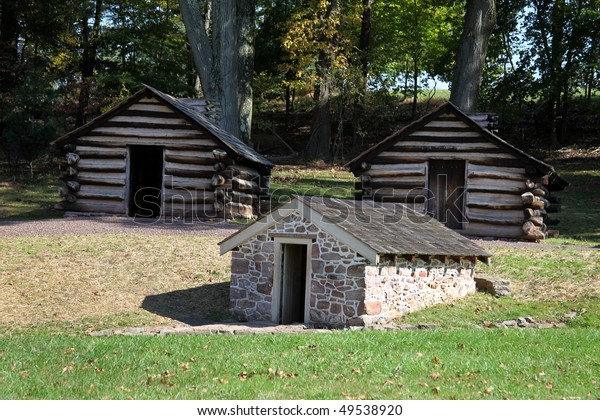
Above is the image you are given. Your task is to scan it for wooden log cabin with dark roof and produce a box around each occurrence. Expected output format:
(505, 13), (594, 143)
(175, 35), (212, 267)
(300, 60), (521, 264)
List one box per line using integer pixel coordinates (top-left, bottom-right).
(52, 85), (273, 219)
(346, 102), (568, 240)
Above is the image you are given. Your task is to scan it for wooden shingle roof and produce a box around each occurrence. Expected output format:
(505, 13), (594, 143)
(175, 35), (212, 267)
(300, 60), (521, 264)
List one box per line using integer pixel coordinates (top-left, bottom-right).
(220, 195), (491, 263)
(297, 196), (491, 258)
(51, 85), (273, 169)
(346, 102), (568, 191)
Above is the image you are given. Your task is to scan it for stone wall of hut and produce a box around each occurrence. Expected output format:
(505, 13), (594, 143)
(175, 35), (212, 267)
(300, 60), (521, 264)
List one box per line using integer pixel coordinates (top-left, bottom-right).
(228, 212), (477, 327)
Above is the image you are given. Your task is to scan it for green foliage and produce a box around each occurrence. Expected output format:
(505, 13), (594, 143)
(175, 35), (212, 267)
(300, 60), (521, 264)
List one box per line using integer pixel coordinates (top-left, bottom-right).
(370, 0), (462, 93)
(0, 75), (63, 176)
(98, 0), (195, 96)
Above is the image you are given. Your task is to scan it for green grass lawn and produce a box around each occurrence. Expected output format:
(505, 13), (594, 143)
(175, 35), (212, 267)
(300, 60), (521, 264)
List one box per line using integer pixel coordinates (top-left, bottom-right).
(1, 329), (598, 400)
(0, 174), (61, 220)
(546, 156), (600, 246)
(269, 165), (356, 203)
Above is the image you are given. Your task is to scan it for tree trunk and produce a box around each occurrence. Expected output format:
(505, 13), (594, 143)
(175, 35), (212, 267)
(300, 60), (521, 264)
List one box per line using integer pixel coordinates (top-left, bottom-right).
(358, 0), (373, 89)
(76, 0), (103, 127)
(237, 0), (255, 145)
(450, 0), (496, 113)
(306, 61), (332, 161)
(0, 0), (18, 94)
(305, 0), (341, 161)
(178, 0), (255, 144)
(351, 0), (373, 151)
(411, 57), (419, 119)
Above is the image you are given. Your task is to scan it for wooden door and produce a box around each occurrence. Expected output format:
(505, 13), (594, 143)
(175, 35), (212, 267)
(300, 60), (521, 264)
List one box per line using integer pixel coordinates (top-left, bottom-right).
(428, 160), (466, 229)
(279, 243), (308, 324)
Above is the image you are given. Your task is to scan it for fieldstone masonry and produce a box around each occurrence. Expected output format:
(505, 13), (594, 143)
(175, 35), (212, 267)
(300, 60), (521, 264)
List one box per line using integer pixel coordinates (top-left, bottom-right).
(362, 260), (475, 325)
(229, 211), (478, 327)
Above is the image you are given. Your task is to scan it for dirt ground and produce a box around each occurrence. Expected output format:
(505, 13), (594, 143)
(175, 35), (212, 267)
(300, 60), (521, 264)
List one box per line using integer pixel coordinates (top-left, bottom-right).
(0, 215), (239, 237)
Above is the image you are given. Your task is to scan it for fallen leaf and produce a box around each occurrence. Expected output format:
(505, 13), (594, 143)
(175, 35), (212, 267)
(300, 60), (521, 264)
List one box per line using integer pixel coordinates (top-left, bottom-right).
(239, 371), (248, 381)
(179, 363), (190, 371)
(418, 382), (429, 388)
(433, 386), (440, 394)
(416, 352), (423, 358)
(546, 382), (553, 390)
(219, 378), (228, 384)
(429, 372), (441, 379)
(351, 368), (362, 375)
(432, 356), (440, 365)
(484, 387), (493, 395)
(527, 384), (534, 388)
(62, 366), (73, 374)
(189, 357), (197, 363)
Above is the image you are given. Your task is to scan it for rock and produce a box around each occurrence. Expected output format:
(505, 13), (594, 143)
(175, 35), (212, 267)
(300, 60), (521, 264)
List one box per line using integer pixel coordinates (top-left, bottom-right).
(364, 301), (381, 315)
(123, 327), (145, 335)
(346, 317), (365, 327)
(474, 276), (511, 297)
(516, 317), (528, 327)
(396, 324), (418, 330)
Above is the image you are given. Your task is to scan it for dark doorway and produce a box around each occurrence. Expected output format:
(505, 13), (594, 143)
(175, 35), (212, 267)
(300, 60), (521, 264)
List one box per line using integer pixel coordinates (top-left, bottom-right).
(279, 243), (308, 324)
(428, 160), (466, 229)
(128, 146), (164, 217)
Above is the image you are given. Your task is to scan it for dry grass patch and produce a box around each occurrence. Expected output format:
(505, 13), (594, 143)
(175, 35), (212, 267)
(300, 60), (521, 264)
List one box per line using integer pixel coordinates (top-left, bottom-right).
(478, 247), (600, 301)
(0, 234), (230, 327)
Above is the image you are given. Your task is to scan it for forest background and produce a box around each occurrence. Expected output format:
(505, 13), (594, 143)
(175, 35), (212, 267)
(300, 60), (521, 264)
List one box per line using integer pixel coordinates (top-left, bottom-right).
(0, 0), (598, 178)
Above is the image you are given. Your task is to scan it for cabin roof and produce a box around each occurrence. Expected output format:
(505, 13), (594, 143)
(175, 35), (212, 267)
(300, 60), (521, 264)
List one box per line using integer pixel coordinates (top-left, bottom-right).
(51, 85), (273, 168)
(346, 102), (568, 190)
(219, 195), (491, 264)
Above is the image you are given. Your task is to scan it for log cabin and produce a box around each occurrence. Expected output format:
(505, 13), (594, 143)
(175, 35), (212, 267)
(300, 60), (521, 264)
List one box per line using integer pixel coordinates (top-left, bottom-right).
(346, 102), (569, 240)
(52, 85), (273, 219)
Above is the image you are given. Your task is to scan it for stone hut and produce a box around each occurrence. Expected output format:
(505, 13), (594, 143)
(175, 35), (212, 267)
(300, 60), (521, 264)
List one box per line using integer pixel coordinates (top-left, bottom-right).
(219, 195), (491, 327)
(51, 85), (273, 219)
(347, 102), (569, 240)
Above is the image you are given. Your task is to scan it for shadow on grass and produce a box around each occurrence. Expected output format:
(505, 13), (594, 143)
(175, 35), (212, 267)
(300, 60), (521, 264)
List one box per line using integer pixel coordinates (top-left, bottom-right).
(142, 283), (232, 326)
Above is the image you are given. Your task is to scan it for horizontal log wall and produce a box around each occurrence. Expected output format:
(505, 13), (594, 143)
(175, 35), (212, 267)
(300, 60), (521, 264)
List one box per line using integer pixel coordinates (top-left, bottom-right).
(355, 113), (532, 238)
(61, 96), (220, 217)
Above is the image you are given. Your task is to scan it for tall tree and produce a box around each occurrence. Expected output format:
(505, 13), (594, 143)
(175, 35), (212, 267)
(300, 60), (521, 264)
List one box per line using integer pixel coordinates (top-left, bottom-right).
(178, 0), (256, 144)
(0, 0), (18, 95)
(305, 0), (342, 161)
(523, 0), (599, 147)
(76, 0), (104, 127)
(450, 0), (497, 112)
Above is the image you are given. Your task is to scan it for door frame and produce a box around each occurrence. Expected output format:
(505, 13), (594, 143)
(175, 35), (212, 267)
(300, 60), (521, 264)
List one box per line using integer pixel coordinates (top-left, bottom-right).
(125, 145), (165, 217)
(271, 237), (312, 324)
(426, 158), (467, 229)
